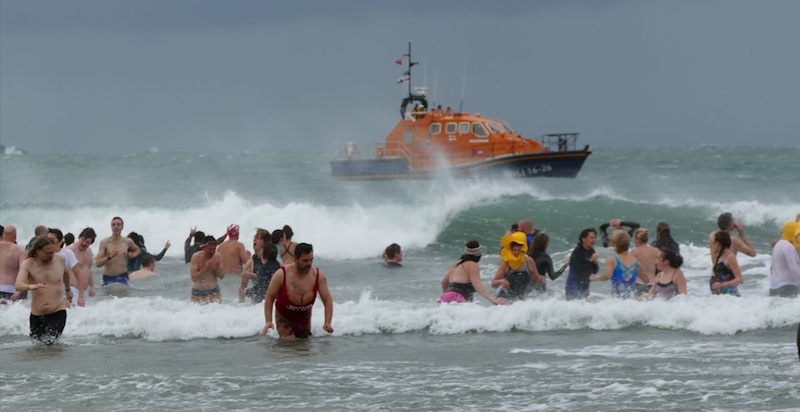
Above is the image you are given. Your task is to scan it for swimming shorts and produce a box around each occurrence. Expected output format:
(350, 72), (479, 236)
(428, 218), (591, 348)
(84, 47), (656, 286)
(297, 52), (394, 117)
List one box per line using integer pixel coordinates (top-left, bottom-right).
(30, 309), (67, 345)
(191, 286), (221, 304)
(438, 291), (467, 303)
(103, 273), (129, 286)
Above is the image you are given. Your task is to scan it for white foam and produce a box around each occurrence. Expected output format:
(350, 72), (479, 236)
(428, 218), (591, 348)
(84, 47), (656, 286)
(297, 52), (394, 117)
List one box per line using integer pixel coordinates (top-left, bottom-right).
(2, 290), (797, 341)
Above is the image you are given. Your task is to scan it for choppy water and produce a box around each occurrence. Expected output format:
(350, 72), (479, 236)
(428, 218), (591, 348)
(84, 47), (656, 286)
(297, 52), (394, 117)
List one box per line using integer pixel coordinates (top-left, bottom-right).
(1, 146), (799, 411)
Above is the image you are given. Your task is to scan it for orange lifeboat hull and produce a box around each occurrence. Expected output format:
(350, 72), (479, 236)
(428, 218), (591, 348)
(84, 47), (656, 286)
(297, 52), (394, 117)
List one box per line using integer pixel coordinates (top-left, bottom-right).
(331, 112), (591, 180)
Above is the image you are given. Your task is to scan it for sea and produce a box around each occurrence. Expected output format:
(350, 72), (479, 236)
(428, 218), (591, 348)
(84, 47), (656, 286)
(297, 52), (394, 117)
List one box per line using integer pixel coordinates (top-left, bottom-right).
(1, 146), (799, 411)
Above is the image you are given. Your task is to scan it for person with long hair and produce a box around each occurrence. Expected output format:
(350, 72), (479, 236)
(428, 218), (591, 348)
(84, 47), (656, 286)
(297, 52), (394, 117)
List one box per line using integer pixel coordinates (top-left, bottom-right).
(240, 228), (280, 303)
(439, 240), (504, 305)
(652, 222), (680, 255)
(641, 249), (687, 300)
(565, 228), (600, 300)
(528, 233), (567, 292)
(709, 231), (744, 296)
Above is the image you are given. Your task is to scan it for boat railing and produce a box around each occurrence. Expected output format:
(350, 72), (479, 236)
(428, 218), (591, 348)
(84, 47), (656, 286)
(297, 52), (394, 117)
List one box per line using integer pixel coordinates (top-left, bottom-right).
(376, 141), (413, 161)
(538, 133), (583, 152)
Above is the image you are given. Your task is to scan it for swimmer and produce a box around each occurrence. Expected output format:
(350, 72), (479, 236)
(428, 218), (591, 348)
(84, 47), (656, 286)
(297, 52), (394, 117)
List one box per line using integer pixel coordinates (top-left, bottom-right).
(262, 243), (334, 339)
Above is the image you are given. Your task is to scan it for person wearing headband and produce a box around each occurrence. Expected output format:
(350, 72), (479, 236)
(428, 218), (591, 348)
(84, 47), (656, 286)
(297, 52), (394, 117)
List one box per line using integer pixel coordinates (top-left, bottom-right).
(439, 240), (506, 305)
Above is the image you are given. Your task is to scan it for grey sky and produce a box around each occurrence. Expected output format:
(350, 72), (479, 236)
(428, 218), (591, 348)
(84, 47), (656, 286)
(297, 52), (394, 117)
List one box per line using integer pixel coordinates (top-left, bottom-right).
(1, 0), (798, 154)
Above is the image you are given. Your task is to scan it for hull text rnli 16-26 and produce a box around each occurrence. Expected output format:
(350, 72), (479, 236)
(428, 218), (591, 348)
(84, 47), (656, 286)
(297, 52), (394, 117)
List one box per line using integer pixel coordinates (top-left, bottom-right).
(330, 42), (591, 180)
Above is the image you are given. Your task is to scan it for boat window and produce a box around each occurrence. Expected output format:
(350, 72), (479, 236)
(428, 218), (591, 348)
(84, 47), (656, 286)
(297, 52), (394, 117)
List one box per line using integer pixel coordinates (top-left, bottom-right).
(487, 122), (506, 133)
(501, 120), (516, 134)
(429, 123), (441, 135)
(404, 129), (413, 144)
(445, 122), (457, 134)
(458, 122), (470, 134)
(472, 122), (489, 138)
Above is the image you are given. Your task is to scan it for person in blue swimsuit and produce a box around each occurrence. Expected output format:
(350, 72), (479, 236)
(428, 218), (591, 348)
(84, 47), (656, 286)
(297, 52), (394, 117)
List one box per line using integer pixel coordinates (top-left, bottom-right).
(590, 230), (645, 299)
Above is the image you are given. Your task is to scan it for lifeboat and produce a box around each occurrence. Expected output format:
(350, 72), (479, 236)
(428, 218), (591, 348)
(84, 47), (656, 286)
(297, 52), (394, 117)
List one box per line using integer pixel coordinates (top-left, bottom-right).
(330, 43), (591, 180)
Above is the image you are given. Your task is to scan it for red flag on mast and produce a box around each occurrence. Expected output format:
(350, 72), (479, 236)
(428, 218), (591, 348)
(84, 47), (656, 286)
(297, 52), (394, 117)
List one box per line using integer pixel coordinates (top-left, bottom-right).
(395, 58), (403, 65)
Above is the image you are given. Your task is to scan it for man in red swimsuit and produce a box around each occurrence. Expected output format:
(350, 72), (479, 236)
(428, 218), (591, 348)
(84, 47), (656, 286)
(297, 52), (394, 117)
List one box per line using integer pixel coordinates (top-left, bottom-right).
(262, 243), (334, 339)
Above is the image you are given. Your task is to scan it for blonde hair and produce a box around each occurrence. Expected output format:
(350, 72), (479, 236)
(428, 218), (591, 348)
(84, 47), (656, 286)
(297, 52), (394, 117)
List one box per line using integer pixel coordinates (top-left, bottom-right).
(633, 228), (649, 243)
(610, 229), (630, 253)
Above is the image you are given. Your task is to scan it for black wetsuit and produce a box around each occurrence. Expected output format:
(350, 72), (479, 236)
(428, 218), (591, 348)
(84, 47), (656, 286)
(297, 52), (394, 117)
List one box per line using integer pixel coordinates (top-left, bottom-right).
(565, 244), (599, 300)
(532, 251), (568, 294)
(599, 221), (640, 248)
(652, 237), (680, 255)
(184, 239), (201, 264)
(128, 245), (168, 272)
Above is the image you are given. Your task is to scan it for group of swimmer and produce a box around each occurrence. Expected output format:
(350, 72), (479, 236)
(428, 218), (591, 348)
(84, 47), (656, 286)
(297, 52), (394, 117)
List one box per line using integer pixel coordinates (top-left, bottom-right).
(436, 213), (800, 305)
(0, 218), (333, 344)
(1, 211), (799, 350)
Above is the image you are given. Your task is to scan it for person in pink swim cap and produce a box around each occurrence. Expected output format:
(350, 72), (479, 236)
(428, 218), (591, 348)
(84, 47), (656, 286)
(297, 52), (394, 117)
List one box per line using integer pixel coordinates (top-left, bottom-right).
(217, 224), (249, 277)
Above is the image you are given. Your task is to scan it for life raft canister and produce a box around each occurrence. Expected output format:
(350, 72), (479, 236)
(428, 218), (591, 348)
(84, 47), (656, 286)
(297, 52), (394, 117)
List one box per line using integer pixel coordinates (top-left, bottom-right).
(345, 142), (357, 157)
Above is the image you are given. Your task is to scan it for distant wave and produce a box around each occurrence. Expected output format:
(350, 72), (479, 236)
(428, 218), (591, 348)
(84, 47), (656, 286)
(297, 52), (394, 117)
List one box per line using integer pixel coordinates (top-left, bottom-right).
(1, 183), (798, 260)
(1, 144), (27, 155)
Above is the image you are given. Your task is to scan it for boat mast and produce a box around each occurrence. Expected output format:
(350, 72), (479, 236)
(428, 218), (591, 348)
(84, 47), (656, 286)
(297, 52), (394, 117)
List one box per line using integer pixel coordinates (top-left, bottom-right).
(398, 41), (425, 119)
(404, 41), (416, 99)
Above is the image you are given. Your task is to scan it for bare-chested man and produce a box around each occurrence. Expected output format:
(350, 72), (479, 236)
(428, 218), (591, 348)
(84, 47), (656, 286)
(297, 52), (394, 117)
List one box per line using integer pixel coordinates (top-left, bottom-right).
(95, 216), (140, 286)
(47, 228), (87, 307)
(217, 224), (250, 276)
(130, 254), (158, 280)
(0, 225), (26, 303)
(16, 236), (72, 345)
(262, 243), (333, 339)
(712, 213), (756, 259)
(191, 235), (224, 303)
(68, 227), (97, 299)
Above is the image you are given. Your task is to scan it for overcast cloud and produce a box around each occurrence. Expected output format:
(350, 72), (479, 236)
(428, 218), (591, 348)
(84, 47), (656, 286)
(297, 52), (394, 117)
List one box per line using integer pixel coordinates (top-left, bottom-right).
(1, 0), (798, 154)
